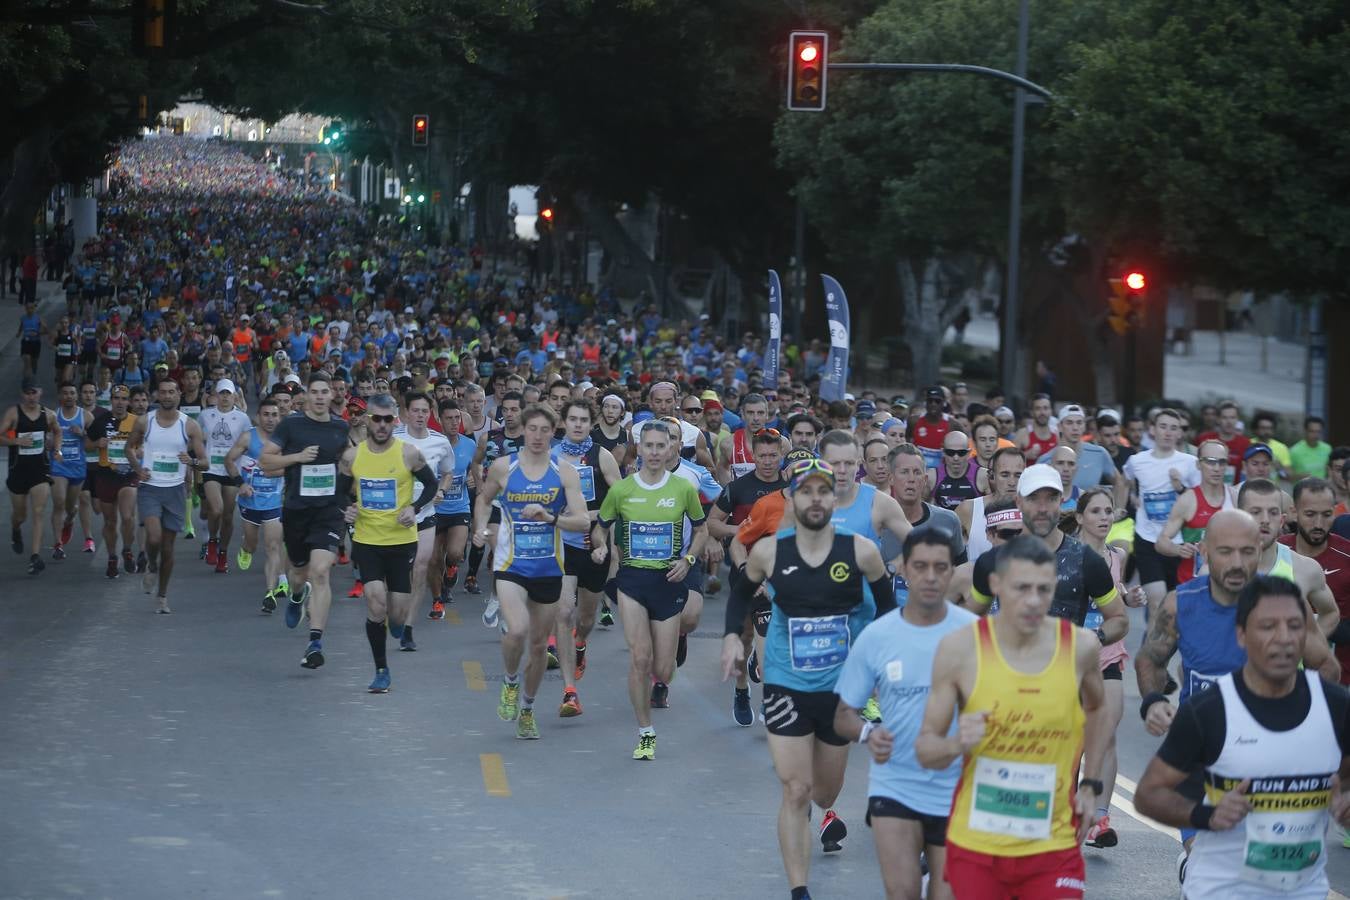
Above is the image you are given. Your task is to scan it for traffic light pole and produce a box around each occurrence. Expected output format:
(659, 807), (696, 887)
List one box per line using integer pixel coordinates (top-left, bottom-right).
(825, 62), (1051, 100)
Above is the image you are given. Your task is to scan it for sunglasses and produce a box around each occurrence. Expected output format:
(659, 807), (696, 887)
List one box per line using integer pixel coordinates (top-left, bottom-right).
(997, 417), (1014, 424)
(943, 448), (969, 457)
(788, 457), (834, 483)
(756, 427), (781, 439)
(682, 406), (702, 413)
(994, 528), (1023, 541)
(1199, 456), (1227, 466)
(369, 414), (396, 423)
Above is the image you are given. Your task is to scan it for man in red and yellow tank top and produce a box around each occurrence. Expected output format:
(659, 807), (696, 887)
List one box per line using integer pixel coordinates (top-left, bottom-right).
(917, 536), (1109, 899)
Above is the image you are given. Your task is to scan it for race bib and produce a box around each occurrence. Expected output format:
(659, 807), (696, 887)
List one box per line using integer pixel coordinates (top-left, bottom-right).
(107, 438), (128, 464)
(1142, 489), (1177, 523)
(1084, 608), (1104, 631)
(1187, 669), (1221, 697)
(788, 614), (850, 671)
(629, 521), (674, 560)
(574, 464), (595, 502)
(300, 463), (336, 496)
(968, 757), (1055, 839)
(511, 520), (554, 559)
(210, 451), (227, 467)
(106, 345), (121, 360)
(18, 431), (43, 456)
(1242, 809), (1327, 890)
(150, 451), (182, 477)
(359, 477), (397, 510)
(444, 473), (465, 501)
(56, 342), (73, 357)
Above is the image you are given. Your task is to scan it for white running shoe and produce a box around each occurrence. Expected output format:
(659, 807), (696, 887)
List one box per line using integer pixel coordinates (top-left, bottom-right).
(482, 596), (500, 628)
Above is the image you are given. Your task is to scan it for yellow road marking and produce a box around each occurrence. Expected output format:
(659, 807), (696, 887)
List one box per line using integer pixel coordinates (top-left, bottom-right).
(480, 753), (510, 797)
(463, 661), (485, 691)
(445, 608), (462, 625)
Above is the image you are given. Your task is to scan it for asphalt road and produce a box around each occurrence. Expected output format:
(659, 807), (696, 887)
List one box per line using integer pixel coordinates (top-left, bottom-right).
(2, 310), (1349, 898)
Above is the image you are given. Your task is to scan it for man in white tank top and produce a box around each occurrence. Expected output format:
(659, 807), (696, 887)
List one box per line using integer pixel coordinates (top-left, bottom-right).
(958, 446), (1025, 561)
(198, 379), (253, 573)
(127, 379), (207, 613)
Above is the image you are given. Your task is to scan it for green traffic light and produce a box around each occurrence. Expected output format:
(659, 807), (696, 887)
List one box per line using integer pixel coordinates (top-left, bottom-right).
(417, 194), (426, 203)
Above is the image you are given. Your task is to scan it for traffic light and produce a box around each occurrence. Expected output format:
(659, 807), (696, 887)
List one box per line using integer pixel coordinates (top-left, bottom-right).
(132, 0), (174, 55)
(1107, 270), (1148, 336)
(787, 31), (829, 111)
(412, 114), (429, 146)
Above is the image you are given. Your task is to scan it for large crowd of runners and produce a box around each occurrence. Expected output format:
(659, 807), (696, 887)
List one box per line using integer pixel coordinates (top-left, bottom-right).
(8, 135), (1350, 899)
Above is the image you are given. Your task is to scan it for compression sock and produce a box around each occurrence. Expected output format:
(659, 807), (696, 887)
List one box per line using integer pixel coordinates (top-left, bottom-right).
(366, 619), (387, 669)
(467, 543), (485, 577)
(309, 628), (323, 643)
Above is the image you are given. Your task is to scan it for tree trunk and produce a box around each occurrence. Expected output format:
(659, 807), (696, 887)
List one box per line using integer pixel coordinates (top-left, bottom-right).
(571, 190), (661, 297)
(0, 125), (56, 257)
(896, 254), (982, 390)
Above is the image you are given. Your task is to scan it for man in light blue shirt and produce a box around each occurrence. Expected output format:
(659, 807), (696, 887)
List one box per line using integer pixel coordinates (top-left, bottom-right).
(1037, 403), (1123, 492)
(833, 527), (974, 900)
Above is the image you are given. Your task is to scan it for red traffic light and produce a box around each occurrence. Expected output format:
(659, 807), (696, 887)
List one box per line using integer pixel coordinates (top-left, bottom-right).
(539, 207), (554, 220)
(788, 31), (829, 112)
(1124, 271), (1146, 291)
(414, 117), (427, 132)
(798, 43), (818, 63)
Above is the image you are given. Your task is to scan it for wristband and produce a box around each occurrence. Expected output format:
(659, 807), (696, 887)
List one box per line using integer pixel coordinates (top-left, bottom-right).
(1189, 802), (1215, 831)
(1139, 691), (1169, 721)
(1095, 627), (1108, 646)
(858, 721), (875, 745)
(684, 553), (697, 566)
(1078, 778), (1104, 796)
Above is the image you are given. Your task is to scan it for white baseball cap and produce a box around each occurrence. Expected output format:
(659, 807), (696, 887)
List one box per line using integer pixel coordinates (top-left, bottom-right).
(214, 379), (237, 394)
(1018, 463), (1063, 497)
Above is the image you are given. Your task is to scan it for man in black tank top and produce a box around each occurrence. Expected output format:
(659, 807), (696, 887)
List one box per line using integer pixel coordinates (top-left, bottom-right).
(720, 458), (894, 898)
(2, 377), (61, 574)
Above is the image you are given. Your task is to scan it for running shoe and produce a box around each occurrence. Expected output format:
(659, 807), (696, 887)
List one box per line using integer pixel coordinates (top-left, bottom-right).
(482, 596), (499, 628)
(346, 580), (364, 599)
(122, 548), (135, 574)
(574, 642), (587, 681)
(862, 697), (882, 723)
(276, 576), (289, 597)
(82, 538), (95, 553)
(1085, 815), (1118, 849)
(60, 521), (73, 546)
(546, 637), (560, 670)
(428, 600), (445, 620)
(706, 574), (721, 594)
(142, 569), (155, 594)
(105, 556), (118, 578)
(214, 554), (228, 574)
(261, 588), (277, 614)
(336, 548), (350, 566)
(155, 595), (171, 615)
(182, 522), (193, 540)
(400, 630), (417, 652)
(464, 574), (481, 594)
(632, 733), (656, 761)
(52, 545), (66, 561)
(285, 582), (311, 629)
(819, 810), (847, 853)
(445, 564), (459, 587)
(204, 539), (218, 567)
(516, 708), (540, 739)
(301, 640), (324, 669)
(27, 554), (44, 575)
(733, 688), (753, 727)
(650, 681), (669, 709)
(498, 682), (521, 721)
(676, 633), (688, 668)
(599, 604), (614, 628)
(136, 550), (148, 573)
(236, 547), (253, 571)
(388, 620), (405, 640)
(748, 648), (761, 684)
(368, 668), (391, 693)
(11, 527), (22, 554)
(559, 690), (582, 718)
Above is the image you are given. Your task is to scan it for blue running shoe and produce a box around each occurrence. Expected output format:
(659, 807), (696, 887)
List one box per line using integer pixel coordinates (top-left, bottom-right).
(301, 640), (324, 669)
(388, 620), (404, 640)
(368, 668), (391, 693)
(285, 582), (311, 629)
(399, 631), (417, 652)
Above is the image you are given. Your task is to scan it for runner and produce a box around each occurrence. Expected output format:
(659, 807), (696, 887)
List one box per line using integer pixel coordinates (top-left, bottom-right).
(591, 392), (629, 463)
(907, 386), (953, 471)
(472, 404), (590, 740)
(1015, 393), (1057, 464)
(706, 426), (788, 726)
(125, 379), (207, 613)
(48, 382), (94, 559)
(931, 430), (981, 511)
(600, 419), (708, 759)
(259, 371), (352, 671)
(718, 391), (775, 482)
(551, 398), (622, 717)
(833, 527), (975, 900)
(225, 398), (287, 613)
(1279, 478), (1350, 685)
(1135, 575), (1350, 900)
(1196, 401), (1251, 484)
(2, 376), (61, 574)
(87, 384), (139, 578)
(427, 399), (477, 620)
(718, 457), (891, 897)
(1036, 404), (1122, 492)
(198, 379), (251, 574)
(337, 393), (439, 693)
(917, 535), (1109, 899)
(1155, 437), (1232, 584)
(17, 300), (47, 378)
(393, 391), (453, 651)
(956, 446), (1024, 562)
(466, 390), (525, 622)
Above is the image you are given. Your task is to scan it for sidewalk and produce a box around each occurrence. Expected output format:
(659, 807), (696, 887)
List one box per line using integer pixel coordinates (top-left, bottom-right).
(960, 314), (1307, 414)
(0, 280), (68, 389)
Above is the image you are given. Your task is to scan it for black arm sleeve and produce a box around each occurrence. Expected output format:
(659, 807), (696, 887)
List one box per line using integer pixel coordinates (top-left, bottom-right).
(1331, 620), (1350, 646)
(335, 472), (354, 503)
(1156, 690), (1225, 773)
(411, 465), (439, 512)
(871, 575), (897, 616)
(725, 568), (761, 636)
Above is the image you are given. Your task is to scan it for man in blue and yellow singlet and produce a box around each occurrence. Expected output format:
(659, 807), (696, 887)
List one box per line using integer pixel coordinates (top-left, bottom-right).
(917, 536), (1110, 899)
(472, 404), (592, 741)
(337, 393), (439, 694)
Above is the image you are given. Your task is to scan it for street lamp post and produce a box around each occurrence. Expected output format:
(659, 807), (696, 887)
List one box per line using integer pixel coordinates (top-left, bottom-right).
(1000, 0), (1031, 402)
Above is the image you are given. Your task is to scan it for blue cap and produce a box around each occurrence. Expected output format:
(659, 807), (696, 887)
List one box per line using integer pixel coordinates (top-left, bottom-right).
(1243, 443), (1273, 461)
(855, 400), (877, 418)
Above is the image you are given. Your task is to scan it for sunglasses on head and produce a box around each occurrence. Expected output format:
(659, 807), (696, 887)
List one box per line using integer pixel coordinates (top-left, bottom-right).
(369, 414), (396, 423)
(995, 528), (1023, 541)
(1199, 456), (1227, 465)
(756, 427), (781, 439)
(943, 448), (969, 457)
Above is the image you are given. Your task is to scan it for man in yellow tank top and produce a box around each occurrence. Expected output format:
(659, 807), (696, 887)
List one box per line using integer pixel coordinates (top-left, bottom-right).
(337, 394), (439, 694)
(917, 536), (1109, 899)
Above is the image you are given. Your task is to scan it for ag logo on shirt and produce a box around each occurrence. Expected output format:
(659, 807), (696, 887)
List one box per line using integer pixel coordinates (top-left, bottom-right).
(829, 561), (850, 583)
